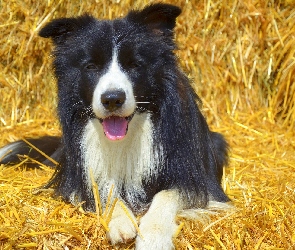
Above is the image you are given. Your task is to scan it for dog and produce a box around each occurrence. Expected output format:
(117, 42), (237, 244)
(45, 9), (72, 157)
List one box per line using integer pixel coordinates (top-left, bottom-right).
(0, 3), (229, 249)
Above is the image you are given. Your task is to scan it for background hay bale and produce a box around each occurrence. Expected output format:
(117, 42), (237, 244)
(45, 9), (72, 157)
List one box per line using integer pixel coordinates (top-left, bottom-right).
(0, 0), (295, 249)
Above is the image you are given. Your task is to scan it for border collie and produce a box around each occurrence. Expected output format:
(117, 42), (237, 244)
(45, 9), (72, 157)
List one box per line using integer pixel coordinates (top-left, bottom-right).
(0, 3), (229, 249)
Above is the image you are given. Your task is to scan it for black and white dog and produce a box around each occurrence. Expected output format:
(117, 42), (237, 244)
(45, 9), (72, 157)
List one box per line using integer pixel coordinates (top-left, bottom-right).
(0, 4), (229, 249)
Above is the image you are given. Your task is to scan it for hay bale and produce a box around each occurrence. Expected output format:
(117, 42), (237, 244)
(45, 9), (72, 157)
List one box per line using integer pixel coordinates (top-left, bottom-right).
(1, 0), (295, 249)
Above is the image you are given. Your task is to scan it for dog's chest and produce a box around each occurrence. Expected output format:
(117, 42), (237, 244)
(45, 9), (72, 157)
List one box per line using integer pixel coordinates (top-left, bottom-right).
(80, 113), (162, 207)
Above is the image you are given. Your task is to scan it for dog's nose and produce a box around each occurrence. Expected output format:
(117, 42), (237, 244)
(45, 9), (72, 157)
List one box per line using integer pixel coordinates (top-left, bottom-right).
(101, 90), (126, 112)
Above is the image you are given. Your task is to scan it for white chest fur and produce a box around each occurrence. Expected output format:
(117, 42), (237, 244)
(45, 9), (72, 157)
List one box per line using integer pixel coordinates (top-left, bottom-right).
(80, 113), (161, 207)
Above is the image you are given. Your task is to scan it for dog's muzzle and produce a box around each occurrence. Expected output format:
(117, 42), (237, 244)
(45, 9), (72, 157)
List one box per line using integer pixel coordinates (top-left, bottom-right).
(99, 89), (134, 141)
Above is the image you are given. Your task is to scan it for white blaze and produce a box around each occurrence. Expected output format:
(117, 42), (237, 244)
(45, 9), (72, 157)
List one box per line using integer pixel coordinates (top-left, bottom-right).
(92, 50), (136, 118)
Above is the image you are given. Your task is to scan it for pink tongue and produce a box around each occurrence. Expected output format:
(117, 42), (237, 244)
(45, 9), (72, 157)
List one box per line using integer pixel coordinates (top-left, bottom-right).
(102, 116), (128, 141)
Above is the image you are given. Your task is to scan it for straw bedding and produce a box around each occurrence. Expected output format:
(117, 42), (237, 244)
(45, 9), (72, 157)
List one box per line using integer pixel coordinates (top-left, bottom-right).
(0, 0), (294, 249)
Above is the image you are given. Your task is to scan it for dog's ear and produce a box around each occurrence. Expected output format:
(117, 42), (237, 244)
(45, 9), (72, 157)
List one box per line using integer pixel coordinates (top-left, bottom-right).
(39, 14), (94, 43)
(127, 3), (181, 34)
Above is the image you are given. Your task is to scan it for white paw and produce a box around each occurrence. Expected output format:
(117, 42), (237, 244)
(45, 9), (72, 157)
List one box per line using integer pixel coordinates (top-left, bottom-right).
(107, 213), (137, 245)
(135, 214), (177, 250)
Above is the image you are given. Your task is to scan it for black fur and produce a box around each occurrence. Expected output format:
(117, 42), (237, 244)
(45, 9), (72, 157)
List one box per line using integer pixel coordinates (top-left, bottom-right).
(0, 4), (229, 213)
(0, 136), (61, 167)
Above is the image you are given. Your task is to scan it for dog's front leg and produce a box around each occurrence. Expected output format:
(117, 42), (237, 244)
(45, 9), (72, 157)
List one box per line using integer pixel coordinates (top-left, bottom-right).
(107, 200), (137, 245)
(135, 190), (180, 250)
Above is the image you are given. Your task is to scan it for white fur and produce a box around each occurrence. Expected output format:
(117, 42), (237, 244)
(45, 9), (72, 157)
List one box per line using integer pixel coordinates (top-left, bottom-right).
(135, 190), (180, 250)
(107, 190), (181, 248)
(178, 201), (234, 227)
(92, 49), (136, 118)
(106, 190), (233, 249)
(107, 200), (137, 244)
(80, 112), (162, 208)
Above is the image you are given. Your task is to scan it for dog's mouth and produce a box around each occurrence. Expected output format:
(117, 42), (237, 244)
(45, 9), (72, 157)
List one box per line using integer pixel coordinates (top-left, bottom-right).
(100, 115), (133, 141)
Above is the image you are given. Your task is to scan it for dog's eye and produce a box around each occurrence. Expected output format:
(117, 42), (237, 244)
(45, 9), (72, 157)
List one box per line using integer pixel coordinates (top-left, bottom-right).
(85, 63), (99, 70)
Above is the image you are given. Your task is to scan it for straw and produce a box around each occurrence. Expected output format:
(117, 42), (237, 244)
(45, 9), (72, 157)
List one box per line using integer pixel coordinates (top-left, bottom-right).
(1, 0), (295, 249)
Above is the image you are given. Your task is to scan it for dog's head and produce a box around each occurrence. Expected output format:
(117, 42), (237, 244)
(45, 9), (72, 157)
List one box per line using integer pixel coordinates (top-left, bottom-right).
(39, 4), (181, 140)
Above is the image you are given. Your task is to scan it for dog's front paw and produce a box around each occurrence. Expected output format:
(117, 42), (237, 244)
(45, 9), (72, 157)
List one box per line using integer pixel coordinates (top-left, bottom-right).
(134, 215), (177, 250)
(106, 204), (137, 245)
(134, 190), (180, 250)
(107, 214), (137, 244)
